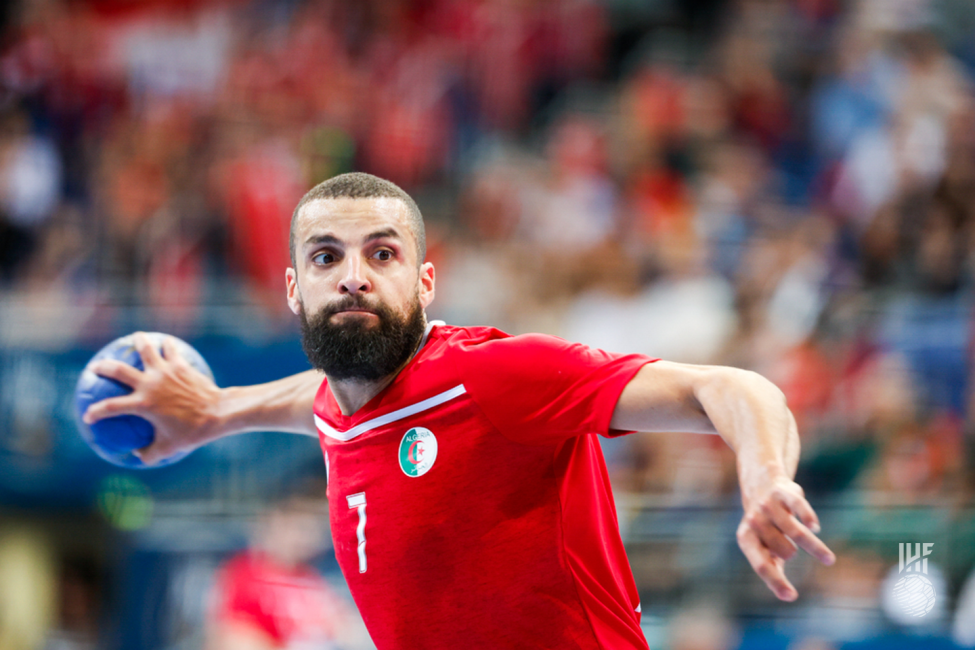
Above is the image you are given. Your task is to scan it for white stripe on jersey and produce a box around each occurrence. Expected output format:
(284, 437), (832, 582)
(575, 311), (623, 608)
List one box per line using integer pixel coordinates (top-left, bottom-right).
(316, 384), (467, 441)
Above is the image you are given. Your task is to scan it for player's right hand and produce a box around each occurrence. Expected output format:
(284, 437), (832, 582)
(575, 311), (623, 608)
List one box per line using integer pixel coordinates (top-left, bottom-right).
(736, 475), (835, 601)
(82, 331), (223, 465)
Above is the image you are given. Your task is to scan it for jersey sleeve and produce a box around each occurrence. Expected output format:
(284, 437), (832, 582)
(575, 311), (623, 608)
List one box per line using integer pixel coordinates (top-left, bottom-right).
(454, 332), (656, 445)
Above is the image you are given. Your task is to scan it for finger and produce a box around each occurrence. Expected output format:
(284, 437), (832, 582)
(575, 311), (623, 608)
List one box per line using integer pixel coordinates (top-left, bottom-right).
(772, 511), (835, 565)
(775, 484), (821, 533)
(134, 435), (184, 466)
(83, 395), (144, 424)
(89, 359), (143, 388)
(747, 511), (798, 560)
(161, 335), (184, 365)
(767, 493), (836, 565)
(737, 523), (797, 601)
(133, 443), (164, 466)
(133, 332), (163, 367)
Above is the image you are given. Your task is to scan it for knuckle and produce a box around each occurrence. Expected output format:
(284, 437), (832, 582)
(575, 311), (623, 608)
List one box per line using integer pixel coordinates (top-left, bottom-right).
(736, 525), (749, 542)
(787, 524), (806, 541)
(779, 517), (800, 535)
(109, 362), (130, 379)
(766, 537), (786, 556)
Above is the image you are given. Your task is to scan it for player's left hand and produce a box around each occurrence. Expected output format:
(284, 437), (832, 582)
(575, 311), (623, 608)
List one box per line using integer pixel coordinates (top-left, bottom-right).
(736, 474), (835, 601)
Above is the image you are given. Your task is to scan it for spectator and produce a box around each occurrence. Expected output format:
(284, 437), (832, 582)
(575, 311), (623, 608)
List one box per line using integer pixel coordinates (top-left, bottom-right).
(207, 484), (370, 650)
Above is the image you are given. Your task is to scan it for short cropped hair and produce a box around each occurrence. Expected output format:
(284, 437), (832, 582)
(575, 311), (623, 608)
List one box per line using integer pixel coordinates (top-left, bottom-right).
(289, 172), (426, 267)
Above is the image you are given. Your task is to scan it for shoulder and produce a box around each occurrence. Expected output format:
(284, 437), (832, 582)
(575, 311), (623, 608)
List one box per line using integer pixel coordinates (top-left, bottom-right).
(429, 323), (511, 346)
(441, 325), (614, 367)
(433, 324), (572, 355)
(438, 325), (628, 386)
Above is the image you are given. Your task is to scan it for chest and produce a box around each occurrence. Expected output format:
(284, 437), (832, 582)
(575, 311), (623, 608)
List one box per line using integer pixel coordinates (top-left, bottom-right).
(321, 394), (560, 577)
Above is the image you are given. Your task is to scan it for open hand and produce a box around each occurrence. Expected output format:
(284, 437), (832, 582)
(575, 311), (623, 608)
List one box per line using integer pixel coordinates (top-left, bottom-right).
(82, 332), (222, 465)
(737, 475), (835, 601)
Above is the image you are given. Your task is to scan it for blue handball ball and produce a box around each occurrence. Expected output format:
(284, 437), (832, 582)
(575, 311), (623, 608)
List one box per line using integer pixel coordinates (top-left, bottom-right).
(75, 332), (213, 469)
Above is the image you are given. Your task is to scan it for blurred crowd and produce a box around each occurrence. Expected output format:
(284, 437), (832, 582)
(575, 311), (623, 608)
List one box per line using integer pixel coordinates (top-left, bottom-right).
(2, 0), (975, 646)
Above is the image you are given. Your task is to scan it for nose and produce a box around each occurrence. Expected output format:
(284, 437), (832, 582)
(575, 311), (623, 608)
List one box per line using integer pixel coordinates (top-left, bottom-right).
(338, 255), (371, 295)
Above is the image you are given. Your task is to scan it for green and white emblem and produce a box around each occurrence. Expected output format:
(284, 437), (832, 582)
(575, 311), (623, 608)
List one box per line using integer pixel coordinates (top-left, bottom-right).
(399, 427), (438, 477)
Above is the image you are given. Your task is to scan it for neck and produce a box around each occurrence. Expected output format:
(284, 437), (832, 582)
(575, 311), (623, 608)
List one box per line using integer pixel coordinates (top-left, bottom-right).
(328, 372), (401, 415)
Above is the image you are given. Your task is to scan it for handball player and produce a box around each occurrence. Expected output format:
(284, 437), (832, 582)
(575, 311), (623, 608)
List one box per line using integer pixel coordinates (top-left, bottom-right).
(83, 172), (835, 649)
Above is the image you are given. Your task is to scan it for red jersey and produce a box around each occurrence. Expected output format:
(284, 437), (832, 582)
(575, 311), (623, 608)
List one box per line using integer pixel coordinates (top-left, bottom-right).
(314, 323), (656, 649)
(212, 551), (350, 648)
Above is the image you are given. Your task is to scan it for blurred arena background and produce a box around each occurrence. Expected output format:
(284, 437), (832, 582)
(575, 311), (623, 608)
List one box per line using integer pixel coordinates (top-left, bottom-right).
(1, 0), (975, 648)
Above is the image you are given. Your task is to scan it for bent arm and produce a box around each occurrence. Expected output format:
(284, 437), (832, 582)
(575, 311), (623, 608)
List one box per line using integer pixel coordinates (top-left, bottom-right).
(216, 370), (322, 437)
(82, 333), (323, 465)
(611, 360), (833, 600)
(611, 361), (799, 478)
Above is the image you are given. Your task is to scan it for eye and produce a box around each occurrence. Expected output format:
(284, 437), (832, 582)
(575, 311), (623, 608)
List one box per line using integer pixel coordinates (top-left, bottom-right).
(312, 252), (334, 265)
(374, 249), (393, 261)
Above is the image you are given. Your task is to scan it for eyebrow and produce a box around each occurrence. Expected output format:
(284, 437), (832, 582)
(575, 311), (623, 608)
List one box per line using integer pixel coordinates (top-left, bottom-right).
(303, 228), (403, 249)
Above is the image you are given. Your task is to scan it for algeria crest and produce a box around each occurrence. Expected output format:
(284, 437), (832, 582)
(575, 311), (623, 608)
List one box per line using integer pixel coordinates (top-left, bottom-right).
(399, 427), (438, 477)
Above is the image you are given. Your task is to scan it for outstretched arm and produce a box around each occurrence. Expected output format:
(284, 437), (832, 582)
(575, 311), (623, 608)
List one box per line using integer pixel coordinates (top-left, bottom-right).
(611, 360), (834, 601)
(82, 332), (323, 465)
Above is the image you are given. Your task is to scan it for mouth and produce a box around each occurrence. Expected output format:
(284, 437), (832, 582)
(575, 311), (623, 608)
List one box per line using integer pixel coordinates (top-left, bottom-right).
(331, 308), (379, 319)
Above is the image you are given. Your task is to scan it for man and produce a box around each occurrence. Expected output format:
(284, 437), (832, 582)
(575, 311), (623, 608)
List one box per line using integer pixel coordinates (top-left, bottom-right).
(83, 173), (835, 649)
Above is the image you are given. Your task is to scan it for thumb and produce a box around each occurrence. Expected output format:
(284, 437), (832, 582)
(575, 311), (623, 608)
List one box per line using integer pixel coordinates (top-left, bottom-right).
(133, 443), (166, 467)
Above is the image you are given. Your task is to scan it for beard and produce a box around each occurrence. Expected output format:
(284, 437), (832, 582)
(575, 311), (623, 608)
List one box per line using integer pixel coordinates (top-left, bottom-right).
(298, 292), (426, 381)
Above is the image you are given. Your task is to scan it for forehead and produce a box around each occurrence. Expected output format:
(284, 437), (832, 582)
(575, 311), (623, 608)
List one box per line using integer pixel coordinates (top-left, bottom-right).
(295, 196), (413, 244)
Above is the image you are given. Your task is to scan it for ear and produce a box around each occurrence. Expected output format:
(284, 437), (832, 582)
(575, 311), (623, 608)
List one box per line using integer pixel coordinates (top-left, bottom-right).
(419, 261), (435, 309)
(286, 267), (302, 315)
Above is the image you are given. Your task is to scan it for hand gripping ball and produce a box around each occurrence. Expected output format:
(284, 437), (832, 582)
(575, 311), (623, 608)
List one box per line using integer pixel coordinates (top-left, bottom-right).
(75, 332), (213, 469)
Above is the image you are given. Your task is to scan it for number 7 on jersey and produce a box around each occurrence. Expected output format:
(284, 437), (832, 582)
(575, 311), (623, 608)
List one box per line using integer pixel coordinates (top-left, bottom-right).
(347, 492), (367, 573)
